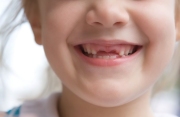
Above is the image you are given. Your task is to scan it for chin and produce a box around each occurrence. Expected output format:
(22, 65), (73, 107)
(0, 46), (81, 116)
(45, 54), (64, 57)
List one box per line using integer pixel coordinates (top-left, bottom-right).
(75, 83), (146, 107)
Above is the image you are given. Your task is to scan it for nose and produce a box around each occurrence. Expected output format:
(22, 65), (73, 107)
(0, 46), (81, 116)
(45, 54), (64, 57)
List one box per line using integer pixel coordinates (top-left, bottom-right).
(86, 1), (129, 28)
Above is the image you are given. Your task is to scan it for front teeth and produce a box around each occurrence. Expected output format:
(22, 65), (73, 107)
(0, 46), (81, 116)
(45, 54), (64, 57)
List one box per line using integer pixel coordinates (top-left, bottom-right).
(82, 45), (135, 59)
(119, 47), (125, 56)
(92, 50), (97, 54)
(129, 47), (133, 55)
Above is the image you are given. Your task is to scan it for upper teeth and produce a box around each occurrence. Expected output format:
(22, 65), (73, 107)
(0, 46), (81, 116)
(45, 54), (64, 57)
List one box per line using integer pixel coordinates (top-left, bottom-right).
(92, 50), (97, 54)
(82, 44), (135, 56)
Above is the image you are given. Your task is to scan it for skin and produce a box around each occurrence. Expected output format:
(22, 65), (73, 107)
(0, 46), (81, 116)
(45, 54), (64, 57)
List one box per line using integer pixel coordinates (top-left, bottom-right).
(26, 0), (180, 117)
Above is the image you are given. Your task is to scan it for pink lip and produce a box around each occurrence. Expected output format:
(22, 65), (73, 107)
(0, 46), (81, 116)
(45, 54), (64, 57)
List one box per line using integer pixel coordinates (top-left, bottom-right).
(74, 45), (142, 67)
(73, 39), (142, 46)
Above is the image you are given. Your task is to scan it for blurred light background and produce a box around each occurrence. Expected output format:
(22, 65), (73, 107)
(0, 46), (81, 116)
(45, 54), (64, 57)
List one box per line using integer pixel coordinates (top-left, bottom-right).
(0, 0), (61, 111)
(0, 0), (179, 116)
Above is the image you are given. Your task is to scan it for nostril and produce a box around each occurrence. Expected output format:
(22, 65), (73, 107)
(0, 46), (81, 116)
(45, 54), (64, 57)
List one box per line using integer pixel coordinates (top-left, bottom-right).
(113, 22), (124, 26)
(93, 21), (124, 28)
(94, 22), (103, 26)
(114, 22), (121, 25)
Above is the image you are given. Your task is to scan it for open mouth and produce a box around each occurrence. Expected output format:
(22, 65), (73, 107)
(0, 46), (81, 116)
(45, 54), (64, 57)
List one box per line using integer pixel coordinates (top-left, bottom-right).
(76, 44), (142, 59)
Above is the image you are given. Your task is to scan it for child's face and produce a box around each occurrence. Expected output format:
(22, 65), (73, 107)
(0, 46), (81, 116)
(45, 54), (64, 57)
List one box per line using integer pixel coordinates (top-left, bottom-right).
(35, 0), (177, 107)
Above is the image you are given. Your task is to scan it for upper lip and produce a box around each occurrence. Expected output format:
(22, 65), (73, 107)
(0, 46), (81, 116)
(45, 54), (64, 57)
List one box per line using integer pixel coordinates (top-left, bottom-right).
(73, 39), (142, 46)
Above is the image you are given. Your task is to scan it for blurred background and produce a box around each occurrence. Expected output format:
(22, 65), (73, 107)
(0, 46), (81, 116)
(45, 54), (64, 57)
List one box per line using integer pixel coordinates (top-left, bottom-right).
(0, 0), (179, 116)
(0, 0), (61, 111)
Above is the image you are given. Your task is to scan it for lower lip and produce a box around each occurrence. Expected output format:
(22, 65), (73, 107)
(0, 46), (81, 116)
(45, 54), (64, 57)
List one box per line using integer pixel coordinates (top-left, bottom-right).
(74, 46), (142, 67)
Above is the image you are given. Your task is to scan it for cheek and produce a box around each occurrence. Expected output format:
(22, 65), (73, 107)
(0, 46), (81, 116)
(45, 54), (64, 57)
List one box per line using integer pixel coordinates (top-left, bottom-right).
(130, 2), (176, 78)
(40, 1), (87, 68)
(39, 3), (90, 92)
(41, 1), (87, 39)
(131, 3), (176, 42)
(39, 2), (88, 84)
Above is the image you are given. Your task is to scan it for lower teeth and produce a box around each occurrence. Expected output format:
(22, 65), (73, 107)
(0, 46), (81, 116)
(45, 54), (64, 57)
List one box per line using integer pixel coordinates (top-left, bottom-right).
(86, 54), (128, 59)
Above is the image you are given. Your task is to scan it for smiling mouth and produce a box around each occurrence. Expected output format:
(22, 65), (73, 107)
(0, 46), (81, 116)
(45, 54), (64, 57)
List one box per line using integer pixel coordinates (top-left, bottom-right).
(76, 44), (142, 59)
